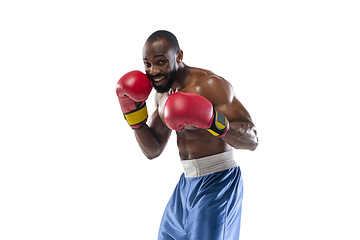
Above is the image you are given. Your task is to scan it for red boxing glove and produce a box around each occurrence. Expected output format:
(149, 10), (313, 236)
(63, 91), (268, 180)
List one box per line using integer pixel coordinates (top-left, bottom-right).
(116, 70), (152, 129)
(164, 92), (229, 137)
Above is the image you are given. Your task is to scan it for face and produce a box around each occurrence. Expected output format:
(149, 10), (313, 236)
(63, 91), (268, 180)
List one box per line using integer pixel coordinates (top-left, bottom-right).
(143, 39), (178, 93)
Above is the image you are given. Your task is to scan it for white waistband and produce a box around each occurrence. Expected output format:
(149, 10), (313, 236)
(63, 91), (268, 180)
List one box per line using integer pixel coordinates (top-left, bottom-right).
(181, 150), (238, 178)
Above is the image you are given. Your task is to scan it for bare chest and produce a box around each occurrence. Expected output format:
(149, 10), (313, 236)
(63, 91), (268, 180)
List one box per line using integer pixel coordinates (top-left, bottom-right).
(157, 91), (170, 125)
(157, 88), (198, 130)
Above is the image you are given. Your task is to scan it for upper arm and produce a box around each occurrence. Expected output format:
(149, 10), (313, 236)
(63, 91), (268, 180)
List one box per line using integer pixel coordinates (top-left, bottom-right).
(199, 76), (254, 124)
(148, 95), (172, 151)
(148, 108), (172, 146)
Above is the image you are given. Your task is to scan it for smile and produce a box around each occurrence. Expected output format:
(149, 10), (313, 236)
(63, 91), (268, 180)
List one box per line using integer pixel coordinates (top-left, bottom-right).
(152, 75), (165, 82)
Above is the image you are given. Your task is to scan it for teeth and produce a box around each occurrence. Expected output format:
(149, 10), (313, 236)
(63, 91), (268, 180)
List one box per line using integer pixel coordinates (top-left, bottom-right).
(153, 76), (165, 82)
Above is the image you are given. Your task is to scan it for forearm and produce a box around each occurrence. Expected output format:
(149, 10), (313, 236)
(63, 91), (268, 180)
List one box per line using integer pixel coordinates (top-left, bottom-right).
(134, 126), (161, 159)
(223, 122), (259, 151)
(134, 124), (171, 160)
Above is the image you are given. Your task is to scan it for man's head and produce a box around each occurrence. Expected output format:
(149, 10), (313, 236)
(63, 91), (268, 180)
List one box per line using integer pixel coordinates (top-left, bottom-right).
(143, 30), (183, 93)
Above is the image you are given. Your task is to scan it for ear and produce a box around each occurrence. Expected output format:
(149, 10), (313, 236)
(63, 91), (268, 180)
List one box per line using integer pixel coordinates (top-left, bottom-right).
(176, 50), (183, 63)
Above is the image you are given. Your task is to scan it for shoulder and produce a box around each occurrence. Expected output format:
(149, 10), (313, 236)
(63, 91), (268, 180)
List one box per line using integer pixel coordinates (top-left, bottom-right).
(190, 67), (235, 106)
(189, 67), (252, 123)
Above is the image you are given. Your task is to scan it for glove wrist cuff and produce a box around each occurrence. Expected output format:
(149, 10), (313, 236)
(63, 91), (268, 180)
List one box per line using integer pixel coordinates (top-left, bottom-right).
(124, 103), (148, 129)
(207, 109), (229, 138)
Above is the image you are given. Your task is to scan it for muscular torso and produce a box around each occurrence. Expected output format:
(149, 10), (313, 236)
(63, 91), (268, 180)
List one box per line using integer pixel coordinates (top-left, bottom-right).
(156, 67), (232, 160)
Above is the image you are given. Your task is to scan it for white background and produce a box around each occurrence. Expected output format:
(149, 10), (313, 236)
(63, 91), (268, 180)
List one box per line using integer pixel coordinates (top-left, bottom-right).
(1, 0), (359, 239)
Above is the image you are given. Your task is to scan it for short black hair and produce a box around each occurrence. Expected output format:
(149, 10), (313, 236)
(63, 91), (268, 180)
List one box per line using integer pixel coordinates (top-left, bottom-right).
(146, 30), (180, 53)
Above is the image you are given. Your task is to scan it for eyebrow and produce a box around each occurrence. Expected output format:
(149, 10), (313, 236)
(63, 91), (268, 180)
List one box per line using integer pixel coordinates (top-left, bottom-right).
(143, 54), (166, 61)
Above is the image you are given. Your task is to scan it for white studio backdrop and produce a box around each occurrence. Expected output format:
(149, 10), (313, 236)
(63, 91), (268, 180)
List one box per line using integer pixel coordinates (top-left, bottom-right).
(1, 0), (359, 239)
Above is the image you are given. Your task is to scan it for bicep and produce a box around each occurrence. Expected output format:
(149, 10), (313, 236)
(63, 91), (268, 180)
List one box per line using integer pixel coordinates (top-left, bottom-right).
(216, 96), (253, 124)
(203, 77), (253, 124)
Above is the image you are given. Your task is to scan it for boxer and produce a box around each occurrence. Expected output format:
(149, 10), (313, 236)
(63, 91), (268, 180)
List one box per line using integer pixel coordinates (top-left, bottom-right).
(116, 30), (259, 240)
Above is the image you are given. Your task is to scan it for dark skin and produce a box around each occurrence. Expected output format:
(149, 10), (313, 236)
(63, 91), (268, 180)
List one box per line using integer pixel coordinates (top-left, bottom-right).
(135, 38), (258, 160)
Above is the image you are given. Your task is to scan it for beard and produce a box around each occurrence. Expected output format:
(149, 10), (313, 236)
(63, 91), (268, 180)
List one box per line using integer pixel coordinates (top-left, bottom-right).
(149, 68), (176, 93)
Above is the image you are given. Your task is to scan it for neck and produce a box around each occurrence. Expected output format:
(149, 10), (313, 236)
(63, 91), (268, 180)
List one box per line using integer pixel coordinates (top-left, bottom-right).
(171, 62), (188, 91)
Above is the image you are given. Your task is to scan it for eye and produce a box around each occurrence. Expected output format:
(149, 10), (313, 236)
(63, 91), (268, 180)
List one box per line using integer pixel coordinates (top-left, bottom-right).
(144, 62), (151, 68)
(158, 60), (166, 65)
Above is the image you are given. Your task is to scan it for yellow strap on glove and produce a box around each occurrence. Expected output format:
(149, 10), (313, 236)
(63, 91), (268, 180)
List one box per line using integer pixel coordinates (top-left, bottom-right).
(124, 103), (148, 129)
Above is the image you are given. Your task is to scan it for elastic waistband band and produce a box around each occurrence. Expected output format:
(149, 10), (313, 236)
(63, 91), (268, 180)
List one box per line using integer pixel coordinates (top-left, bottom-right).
(181, 150), (238, 178)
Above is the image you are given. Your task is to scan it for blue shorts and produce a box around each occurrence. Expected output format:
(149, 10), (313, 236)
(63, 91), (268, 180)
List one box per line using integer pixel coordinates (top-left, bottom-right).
(158, 165), (243, 240)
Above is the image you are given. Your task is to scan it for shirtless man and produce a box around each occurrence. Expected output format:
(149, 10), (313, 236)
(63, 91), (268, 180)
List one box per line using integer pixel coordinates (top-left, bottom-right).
(116, 30), (259, 240)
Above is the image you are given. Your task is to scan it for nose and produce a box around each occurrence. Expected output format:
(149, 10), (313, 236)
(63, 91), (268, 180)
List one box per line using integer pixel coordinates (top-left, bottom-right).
(149, 66), (160, 76)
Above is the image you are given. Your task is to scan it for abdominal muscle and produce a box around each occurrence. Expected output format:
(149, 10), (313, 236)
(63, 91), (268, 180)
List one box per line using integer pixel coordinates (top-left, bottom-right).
(156, 89), (231, 160)
(176, 127), (232, 160)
